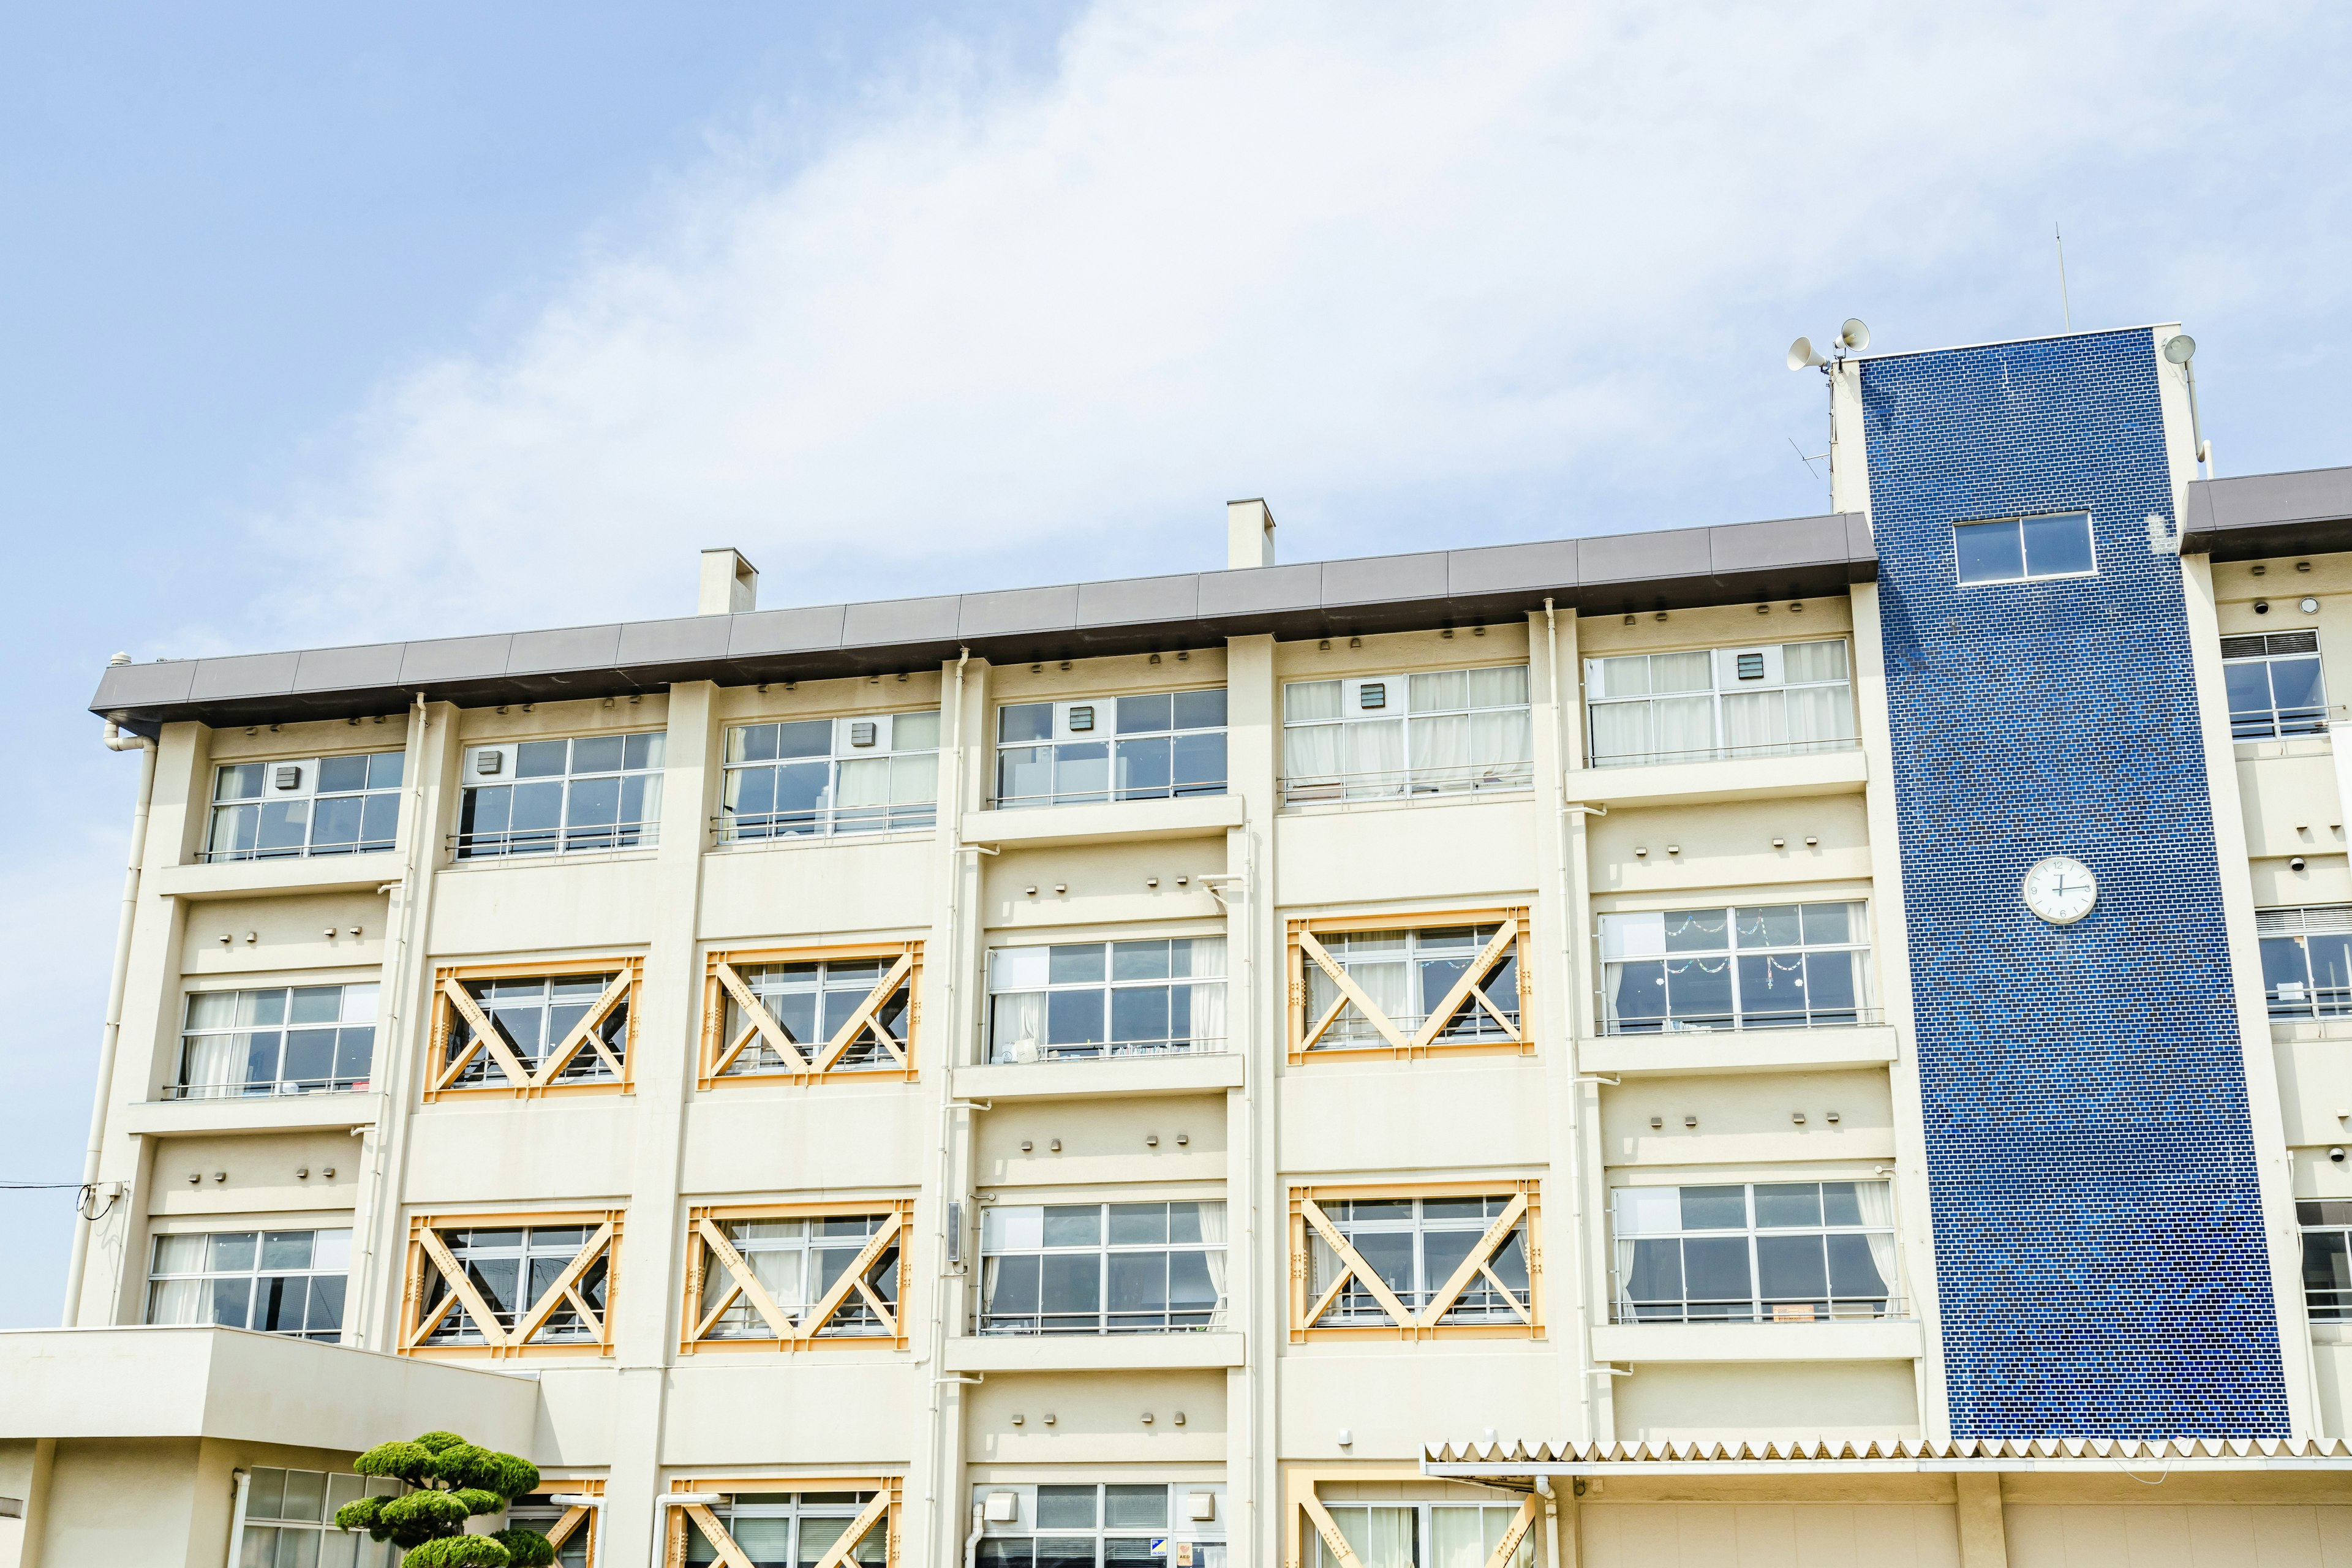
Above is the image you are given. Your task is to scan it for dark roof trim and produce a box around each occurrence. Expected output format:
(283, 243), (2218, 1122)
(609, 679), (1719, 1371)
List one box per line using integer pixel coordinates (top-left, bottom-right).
(92, 512), (1873, 734)
(2182, 465), (2352, 560)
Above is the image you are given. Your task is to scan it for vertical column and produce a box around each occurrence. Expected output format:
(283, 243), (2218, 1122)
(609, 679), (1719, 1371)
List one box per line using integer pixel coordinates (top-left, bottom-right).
(1953, 1472), (2008, 1567)
(1225, 633), (1279, 1568)
(601, 680), (718, 1568)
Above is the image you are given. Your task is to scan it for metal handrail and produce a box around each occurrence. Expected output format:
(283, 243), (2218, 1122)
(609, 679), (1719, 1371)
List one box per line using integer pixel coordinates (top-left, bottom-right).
(1280, 762), (1534, 807)
(1587, 736), (1859, 771)
(162, 1077), (370, 1101)
(981, 1037), (1229, 1066)
(1599, 1009), (1886, 1037)
(1610, 1296), (1909, 1325)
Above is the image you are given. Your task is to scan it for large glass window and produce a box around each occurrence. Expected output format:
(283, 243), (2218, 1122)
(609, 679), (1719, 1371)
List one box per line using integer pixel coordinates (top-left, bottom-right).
(172, 984), (377, 1098)
(684, 1491), (889, 1567)
(695, 1214), (902, 1340)
(978, 1201), (1227, 1335)
(723, 709), (940, 839)
(235, 1468), (402, 1568)
(147, 1229), (349, 1340)
(976, 1484), (1227, 1568)
(1599, 902), (1869, 1033)
(996, 690), (1228, 809)
(2301, 1201), (2352, 1321)
(1304, 1197), (1530, 1327)
(1283, 666), (1531, 804)
(503, 1494), (593, 1568)
(440, 971), (630, 1088)
(719, 957), (909, 1075)
(1311, 1504), (1533, 1568)
(457, 733), (663, 858)
(2225, 631), (2329, 739)
(1585, 641), (1853, 767)
(208, 751), (405, 863)
(1954, 511), (2095, 585)
(1300, 924), (1519, 1049)
(1611, 1181), (1898, 1323)
(987, 938), (1227, 1062)
(418, 1225), (608, 1345)
(2259, 907), (2352, 1019)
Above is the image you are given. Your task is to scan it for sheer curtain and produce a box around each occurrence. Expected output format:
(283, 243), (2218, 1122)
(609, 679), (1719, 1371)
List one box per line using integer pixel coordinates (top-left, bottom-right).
(1721, 690), (1790, 754)
(1188, 937), (1228, 1052)
(1785, 683), (1856, 750)
(1409, 714), (1469, 787)
(1857, 1182), (1900, 1314)
(1588, 701), (1652, 765)
(1341, 718), (1405, 796)
(1653, 695), (1716, 760)
(835, 758), (890, 828)
(1199, 1203), (1228, 1326)
(990, 993), (1045, 1063)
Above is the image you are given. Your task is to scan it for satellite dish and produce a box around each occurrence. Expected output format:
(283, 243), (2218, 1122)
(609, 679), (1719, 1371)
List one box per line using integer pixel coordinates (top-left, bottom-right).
(2163, 333), (2196, 364)
(1787, 336), (1828, 371)
(1839, 318), (1871, 352)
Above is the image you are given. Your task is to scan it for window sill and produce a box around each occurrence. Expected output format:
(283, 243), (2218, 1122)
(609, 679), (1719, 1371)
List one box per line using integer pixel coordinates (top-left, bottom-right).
(954, 1052), (1243, 1102)
(1278, 786), (1532, 821)
(2236, 735), (2333, 761)
(965, 794), (1244, 848)
(121, 1091), (382, 1136)
(1590, 1318), (1921, 1362)
(1570, 746), (1866, 809)
(943, 1330), (1245, 1373)
(1581, 1025), (1897, 1077)
(149, 854), (404, 902)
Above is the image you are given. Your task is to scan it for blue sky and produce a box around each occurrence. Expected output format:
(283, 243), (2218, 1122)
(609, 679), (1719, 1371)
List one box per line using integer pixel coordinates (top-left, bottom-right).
(3, 1), (2346, 1325)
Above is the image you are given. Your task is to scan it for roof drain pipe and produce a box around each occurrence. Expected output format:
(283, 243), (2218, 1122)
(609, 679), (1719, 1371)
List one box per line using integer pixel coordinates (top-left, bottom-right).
(65, 663), (156, 1324)
(1534, 1476), (1562, 1568)
(965, 1499), (986, 1568)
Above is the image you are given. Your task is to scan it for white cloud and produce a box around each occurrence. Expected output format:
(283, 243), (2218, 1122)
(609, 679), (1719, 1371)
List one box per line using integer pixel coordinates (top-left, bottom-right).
(246, 0), (2332, 649)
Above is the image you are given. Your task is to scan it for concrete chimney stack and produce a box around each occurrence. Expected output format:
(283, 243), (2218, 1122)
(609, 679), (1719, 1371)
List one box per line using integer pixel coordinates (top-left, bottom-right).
(1227, 499), (1275, 571)
(698, 548), (759, 615)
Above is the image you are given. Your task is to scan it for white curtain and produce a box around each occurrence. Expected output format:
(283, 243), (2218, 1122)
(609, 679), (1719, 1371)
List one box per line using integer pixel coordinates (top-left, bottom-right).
(1283, 723), (1343, 794)
(1285, 679), (1343, 722)
(1787, 682), (1856, 749)
(990, 993), (1044, 1063)
(1340, 718), (1405, 794)
(1591, 655), (1650, 698)
(1782, 639), (1849, 682)
(147, 1277), (205, 1325)
(1588, 701), (1651, 764)
(1469, 665), (1529, 707)
(1409, 669), (1467, 711)
(1653, 695), (1716, 759)
(1199, 1202), (1228, 1325)
(1469, 709), (1532, 773)
(1189, 974), (1227, 1054)
(1722, 690), (1790, 754)
(888, 753), (937, 806)
(1857, 1181), (1899, 1314)
(836, 757), (891, 815)
(1409, 714), (1470, 784)
(181, 1032), (244, 1095)
(1650, 650), (1712, 692)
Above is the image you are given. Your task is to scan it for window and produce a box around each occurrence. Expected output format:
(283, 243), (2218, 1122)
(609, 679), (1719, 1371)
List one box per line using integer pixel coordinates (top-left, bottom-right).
(407, 1219), (616, 1352)
(2300, 1201), (2352, 1321)
(978, 1201), (1227, 1335)
(683, 1490), (892, 1566)
(995, 690), (1227, 809)
(504, 1494), (594, 1567)
(723, 709), (940, 839)
(688, 1212), (905, 1343)
(709, 948), (916, 1080)
(1585, 641), (1853, 767)
(1311, 1503), (1534, 1568)
(235, 1468), (401, 1568)
(457, 733), (663, 858)
(1611, 1181), (1898, 1323)
(1292, 919), (1523, 1057)
(147, 1229), (349, 1341)
(986, 938), (1227, 1062)
(207, 751), (404, 862)
(1954, 511), (2095, 585)
(977, 1484), (1227, 1568)
(172, 984), (377, 1099)
(1299, 1193), (1534, 1332)
(1283, 666), (1532, 803)
(2224, 631), (2329, 739)
(2260, 907), (2352, 1018)
(429, 964), (635, 1096)
(1599, 902), (1869, 1033)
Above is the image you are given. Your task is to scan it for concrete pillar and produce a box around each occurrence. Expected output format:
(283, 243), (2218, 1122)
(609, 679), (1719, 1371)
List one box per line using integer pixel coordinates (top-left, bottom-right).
(1954, 1472), (2007, 1567)
(1225, 633), (1278, 1567)
(1227, 502), (1276, 571)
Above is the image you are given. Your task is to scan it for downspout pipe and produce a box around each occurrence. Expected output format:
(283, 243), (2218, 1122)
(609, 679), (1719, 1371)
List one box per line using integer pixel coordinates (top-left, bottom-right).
(65, 676), (156, 1324)
(965, 1501), (986, 1568)
(1534, 1475), (1563, 1568)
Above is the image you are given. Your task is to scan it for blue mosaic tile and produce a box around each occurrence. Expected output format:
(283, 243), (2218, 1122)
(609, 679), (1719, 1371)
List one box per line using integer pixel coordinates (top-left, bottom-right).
(1861, 328), (2290, 1437)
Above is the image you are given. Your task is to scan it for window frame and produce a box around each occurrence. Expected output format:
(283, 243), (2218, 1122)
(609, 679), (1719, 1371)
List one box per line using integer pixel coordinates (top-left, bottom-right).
(993, 688), (1231, 810)
(2298, 1200), (2352, 1322)
(1286, 910), (1531, 1064)
(455, 731), (665, 860)
(1581, 638), (1856, 769)
(669, 1477), (901, 1568)
(1608, 1179), (1901, 1325)
(206, 749), (407, 864)
(235, 1466), (403, 1568)
(2223, 631), (2330, 741)
(1597, 900), (1873, 1035)
(984, 934), (1230, 1065)
(719, 707), (943, 842)
(145, 1226), (352, 1341)
(1281, 662), (1535, 805)
(1951, 510), (2098, 587)
(679, 1200), (915, 1355)
(975, 1199), (1229, 1336)
(974, 1482), (1229, 1568)
(424, 957), (642, 1102)
(701, 941), (923, 1088)
(170, 981), (379, 1099)
(2259, 906), (2352, 1019)
(400, 1209), (622, 1360)
(1301, 1496), (1537, 1568)
(1289, 1183), (1542, 1342)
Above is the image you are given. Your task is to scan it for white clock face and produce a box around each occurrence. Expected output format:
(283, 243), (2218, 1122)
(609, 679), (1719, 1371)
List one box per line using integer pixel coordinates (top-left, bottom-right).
(2022, 856), (2097, 924)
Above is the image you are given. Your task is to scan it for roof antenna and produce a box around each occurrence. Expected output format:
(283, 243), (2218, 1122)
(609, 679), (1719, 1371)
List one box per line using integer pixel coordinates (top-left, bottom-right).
(2054, 222), (2071, 330)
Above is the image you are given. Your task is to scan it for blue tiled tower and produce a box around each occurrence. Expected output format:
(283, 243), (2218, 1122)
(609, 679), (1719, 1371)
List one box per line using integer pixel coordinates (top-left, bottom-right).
(1863, 328), (2291, 1435)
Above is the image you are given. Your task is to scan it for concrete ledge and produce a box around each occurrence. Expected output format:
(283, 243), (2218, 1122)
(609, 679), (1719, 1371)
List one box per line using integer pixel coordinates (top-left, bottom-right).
(1591, 1319), (1923, 1363)
(963, 794), (1245, 848)
(148, 856), (404, 902)
(1580, 1027), (1898, 1078)
(119, 1091), (383, 1137)
(943, 1330), (1245, 1373)
(1569, 746), (1867, 809)
(954, 1053), (1243, 1102)
(0, 1327), (537, 1447)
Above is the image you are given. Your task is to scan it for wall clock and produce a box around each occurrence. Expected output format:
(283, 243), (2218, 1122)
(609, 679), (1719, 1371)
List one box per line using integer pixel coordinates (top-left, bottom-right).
(2022, 856), (2097, 924)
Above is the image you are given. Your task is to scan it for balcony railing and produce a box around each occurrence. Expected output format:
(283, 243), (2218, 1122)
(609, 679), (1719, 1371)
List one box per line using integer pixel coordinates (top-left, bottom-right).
(982, 1036), (1227, 1066)
(162, 1076), (370, 1101)
(975, 1306), (1227, 1335)
(1599, 1009), (1885, 1037)
(1587, 736), (1859, 771)
(1281, 760), (1534, 807)
(1611, 1295), (1907, 1325)
(715, 802), (937, 842)
(450, 823), (658, 859)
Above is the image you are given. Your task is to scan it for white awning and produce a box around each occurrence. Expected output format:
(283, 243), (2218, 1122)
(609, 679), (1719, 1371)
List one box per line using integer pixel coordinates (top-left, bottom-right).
(1423, 1434), (2352, 1476)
